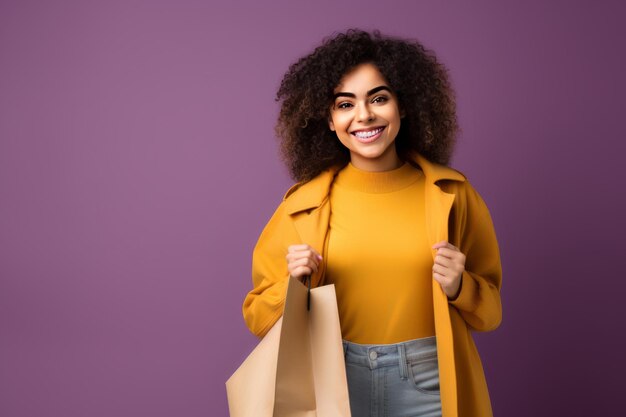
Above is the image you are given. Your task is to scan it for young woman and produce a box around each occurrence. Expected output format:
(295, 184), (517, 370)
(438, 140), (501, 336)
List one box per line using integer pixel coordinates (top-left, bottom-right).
(242, 29), (502, 417)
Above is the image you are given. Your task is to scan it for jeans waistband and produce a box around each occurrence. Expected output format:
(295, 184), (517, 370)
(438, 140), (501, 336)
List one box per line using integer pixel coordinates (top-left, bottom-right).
(342, 336), (438, 375)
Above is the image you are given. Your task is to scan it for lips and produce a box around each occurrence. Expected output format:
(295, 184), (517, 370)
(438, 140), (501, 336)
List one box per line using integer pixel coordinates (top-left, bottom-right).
(351, 126), (385, 143)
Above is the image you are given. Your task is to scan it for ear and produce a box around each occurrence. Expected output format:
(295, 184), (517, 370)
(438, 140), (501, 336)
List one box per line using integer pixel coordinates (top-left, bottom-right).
(328, 118), (335, 131)
(400, 108), (406, 119)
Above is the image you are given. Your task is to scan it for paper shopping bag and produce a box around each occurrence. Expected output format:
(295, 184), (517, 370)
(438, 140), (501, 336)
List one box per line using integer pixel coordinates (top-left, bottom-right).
(226, 276), (351, 417)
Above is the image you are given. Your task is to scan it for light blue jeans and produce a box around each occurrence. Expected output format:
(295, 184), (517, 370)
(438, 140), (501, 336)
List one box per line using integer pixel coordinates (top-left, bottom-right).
(342, 336), (442, 417)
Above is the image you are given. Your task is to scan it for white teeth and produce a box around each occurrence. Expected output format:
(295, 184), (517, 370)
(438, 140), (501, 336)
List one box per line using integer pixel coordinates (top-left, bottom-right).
(353, 127), (383, 138)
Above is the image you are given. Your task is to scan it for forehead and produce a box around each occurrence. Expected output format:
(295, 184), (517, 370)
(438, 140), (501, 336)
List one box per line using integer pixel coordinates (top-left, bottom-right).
(334, 63), (389, 92)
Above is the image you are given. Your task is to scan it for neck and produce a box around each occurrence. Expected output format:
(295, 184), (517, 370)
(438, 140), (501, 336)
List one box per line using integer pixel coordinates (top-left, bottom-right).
(349, 148), (403, 172)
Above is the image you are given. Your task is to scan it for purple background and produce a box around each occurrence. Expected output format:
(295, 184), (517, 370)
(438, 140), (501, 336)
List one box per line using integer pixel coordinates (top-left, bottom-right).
(1, 0), (624, 416)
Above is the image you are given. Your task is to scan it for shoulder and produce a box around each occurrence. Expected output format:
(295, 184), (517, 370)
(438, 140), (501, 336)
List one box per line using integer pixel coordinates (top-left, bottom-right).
(282, 168), (340, 199)
(441, 177), (495, 227)
(440, 174), (480, 199)
(281, 168), (340, 215)
(409, 152), (466, 183)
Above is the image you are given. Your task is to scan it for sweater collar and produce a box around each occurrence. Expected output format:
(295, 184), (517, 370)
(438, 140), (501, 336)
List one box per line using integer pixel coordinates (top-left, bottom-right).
(283, 152), (466, 215)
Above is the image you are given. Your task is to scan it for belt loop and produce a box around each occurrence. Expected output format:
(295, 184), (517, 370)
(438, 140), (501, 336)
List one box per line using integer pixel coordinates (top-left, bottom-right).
(398, 344), (408, 379)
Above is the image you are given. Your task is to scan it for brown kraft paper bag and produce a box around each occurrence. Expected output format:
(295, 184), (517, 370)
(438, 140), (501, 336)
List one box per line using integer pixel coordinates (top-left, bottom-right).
(226, 276), (351, 416)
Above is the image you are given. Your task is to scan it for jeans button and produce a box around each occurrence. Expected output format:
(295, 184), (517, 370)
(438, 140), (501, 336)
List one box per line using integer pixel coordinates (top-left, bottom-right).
(369, 350), (378, 360)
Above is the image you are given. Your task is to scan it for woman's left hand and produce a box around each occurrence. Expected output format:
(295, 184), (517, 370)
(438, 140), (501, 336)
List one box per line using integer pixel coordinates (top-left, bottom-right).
(432, 241), (466, 300)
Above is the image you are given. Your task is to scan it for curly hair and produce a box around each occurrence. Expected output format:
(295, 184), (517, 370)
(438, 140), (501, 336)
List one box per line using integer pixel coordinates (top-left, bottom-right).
(275, 29), (459, 182)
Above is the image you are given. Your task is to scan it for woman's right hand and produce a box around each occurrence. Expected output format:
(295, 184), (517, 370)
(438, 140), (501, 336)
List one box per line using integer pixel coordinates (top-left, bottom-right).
(286, 244), (323, 281)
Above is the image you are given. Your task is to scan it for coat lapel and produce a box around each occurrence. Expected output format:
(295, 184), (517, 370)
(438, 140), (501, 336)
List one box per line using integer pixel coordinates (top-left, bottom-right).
(284, 170), (336, 288)
(424, 179), (459, 417)
(412, 152), (465, 417)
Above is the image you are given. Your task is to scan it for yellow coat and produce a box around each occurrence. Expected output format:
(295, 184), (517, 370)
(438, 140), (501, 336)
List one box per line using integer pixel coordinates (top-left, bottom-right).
(243, 152), (503, 417)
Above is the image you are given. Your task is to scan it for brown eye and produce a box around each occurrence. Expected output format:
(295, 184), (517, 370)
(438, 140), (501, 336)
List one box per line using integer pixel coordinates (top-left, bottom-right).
(372, 95), (389, 104)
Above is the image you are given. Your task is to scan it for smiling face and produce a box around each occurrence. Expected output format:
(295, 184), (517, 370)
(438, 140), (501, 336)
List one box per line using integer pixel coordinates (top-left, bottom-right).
(329, 63), (403, 172)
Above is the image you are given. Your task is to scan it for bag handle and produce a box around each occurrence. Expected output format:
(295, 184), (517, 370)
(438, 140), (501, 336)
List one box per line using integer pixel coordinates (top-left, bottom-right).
(303, 275), (312, 311)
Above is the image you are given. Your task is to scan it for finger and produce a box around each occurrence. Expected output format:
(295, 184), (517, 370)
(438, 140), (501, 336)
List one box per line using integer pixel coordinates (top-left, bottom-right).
(306, 247), (323, 260)
(446, 242), (460, 251)
(287, 244), (323, 260)
(290, 266), (313, 279)
(435, 248), (466, 265)
(434, 259), (464, 275)
(433, 255), (453, 267)
(287, 259), (317, 272)
(286, 250), (322, 266)
(431, 240), (449, 249)
(431, 241), (459, 251)
(432, 271), (447, 285)
(298, 249), (321, 262)
(289, 257), (319, 273)
(434, 263), (460, 281)
(291, 264), (316, 277)
(288, 244), (311, 253)
(434, 247), (457, 258)
(435, 255), (463, 270)
(432, 264), (448, 277)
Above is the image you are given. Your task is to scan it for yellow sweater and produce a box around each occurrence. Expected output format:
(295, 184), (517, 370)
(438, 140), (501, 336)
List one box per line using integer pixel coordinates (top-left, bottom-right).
(326, 162), (435, 344)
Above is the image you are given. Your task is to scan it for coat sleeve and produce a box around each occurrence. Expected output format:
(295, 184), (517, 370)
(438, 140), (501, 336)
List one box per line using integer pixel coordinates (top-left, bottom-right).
(242, 200), (300, 338)
(447, 180), (503, 332)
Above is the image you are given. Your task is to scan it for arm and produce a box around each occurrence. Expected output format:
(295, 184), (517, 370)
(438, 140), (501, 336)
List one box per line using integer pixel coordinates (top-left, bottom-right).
(447, 180), (503, 332)
(242, 201), (300, 337)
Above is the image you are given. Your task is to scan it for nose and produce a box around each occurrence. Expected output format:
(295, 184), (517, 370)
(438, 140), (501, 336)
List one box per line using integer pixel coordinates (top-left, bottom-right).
(356, 102), (374, 123)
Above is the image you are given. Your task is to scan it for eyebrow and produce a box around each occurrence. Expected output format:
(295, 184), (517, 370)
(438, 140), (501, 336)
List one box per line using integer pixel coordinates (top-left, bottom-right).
(333, 85), (392, 100)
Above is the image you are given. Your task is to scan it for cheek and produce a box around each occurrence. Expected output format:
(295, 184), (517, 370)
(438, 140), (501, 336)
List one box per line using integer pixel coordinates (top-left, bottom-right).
(330, 113), (351, 131)
(333, 131), (353, 150)
(385, 108), (402, 124)
(387, 113), (402, 134)
(328, 112), (338, 131)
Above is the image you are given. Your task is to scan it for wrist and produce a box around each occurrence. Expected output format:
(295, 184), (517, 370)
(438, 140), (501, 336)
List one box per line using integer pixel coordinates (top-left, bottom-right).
(446, 275), (463, 301)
